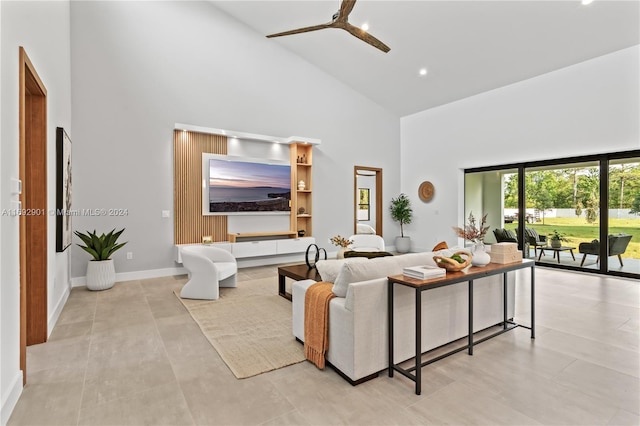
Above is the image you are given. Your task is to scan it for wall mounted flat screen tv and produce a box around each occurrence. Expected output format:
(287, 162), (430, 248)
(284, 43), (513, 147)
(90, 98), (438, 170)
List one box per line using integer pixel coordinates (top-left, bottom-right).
(202, 154), (291, 215)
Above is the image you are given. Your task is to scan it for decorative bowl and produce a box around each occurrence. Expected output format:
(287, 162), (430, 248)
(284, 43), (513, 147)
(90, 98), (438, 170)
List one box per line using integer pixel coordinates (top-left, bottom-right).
(433, 251), (472, 272)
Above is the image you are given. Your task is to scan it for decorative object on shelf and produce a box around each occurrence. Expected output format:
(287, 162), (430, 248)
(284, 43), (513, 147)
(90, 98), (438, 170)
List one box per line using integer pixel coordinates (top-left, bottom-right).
(298, 229), (306, 237)
(433, 251), (472, 272)
(298, 207), (306, 214)
(298, 180), (306, 190)
(418, 181), (435, 203)
(74, 228), (127, 291)
(452, 211), (490, 267)
(302, 154), (307, 163)
(548, 229), (567, 249)
(202, 235), (213, 244)
(305, 243), (327, 269)
(390, 193), (413, 253)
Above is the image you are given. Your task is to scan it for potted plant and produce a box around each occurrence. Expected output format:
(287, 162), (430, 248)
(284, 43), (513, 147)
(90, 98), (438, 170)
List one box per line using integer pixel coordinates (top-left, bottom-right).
(75, 228), (127, 291)
(452, 212), (491, 266)
(548, 230), (566, 249)
(330, 235), (354, 259)
(390, 193), (413, 253)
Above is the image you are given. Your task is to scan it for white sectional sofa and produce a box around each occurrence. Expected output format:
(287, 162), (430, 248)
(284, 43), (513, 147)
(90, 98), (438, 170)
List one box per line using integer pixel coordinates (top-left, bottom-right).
(292, 251), (515, 384)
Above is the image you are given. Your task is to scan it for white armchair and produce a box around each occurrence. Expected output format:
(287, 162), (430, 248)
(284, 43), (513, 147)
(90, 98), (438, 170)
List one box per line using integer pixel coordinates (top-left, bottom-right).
(180, 245), (238, 300)
(348, 234), (385, 252)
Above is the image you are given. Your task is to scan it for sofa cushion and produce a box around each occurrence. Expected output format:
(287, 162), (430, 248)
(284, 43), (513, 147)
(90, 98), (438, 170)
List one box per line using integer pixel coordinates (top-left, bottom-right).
(333, 256), (401, 297)
(316, 257), (369, 283)
(432, 241), (448, 251)
(394, 252), (437, 269)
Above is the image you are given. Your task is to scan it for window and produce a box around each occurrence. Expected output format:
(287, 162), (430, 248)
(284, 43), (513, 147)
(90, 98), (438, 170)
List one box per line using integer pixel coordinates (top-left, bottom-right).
(464, 150), (639, 279)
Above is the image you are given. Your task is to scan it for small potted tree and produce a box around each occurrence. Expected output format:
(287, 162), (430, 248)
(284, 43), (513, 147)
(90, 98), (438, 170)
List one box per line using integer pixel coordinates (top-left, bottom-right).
(548, 230), (566, 249)
(75, 228), (127, 290)
(390, 193), (413, 253)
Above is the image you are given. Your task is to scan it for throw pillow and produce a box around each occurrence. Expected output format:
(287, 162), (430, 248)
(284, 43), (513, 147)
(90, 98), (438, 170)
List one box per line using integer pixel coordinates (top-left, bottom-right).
(432, 241), (448, 251)
(332, 256), (401, 298)
(395, 252), (437, 268)
(344, 250), (393, 259)
(316, 257), (368, 283)
(504, 229), (517, 240)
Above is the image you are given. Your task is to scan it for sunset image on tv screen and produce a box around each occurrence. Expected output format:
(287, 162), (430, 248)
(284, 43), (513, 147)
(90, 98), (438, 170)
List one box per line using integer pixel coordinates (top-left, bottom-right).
(208, 158), (291, 213)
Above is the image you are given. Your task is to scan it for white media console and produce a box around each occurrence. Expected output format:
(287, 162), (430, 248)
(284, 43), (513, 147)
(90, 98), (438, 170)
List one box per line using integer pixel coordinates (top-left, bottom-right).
(175, 235), (316, 268)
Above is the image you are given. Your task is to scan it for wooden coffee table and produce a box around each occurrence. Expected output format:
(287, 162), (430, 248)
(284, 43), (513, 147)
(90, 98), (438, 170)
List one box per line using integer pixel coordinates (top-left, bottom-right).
(277, 263), (321, 300)
(538, 246), (576, 263)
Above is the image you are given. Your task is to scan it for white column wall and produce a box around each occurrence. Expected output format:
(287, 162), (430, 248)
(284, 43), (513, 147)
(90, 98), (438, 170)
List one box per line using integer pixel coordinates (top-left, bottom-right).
(0, 1), (72, 423)
(69, 1), (401, 279)
(401, 46), (640, 252)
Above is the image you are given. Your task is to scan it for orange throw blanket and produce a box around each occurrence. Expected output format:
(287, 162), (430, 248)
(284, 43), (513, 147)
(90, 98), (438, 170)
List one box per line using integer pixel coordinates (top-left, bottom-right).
(304, 282), (336, 369)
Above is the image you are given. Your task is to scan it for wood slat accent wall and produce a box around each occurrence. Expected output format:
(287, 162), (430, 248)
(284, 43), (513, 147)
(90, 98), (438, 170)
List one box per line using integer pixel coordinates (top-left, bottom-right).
(174, 130), (227, 244)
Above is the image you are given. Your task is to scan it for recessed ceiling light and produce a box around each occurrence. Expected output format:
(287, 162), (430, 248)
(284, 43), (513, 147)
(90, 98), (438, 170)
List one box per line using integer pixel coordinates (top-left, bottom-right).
(419, 68), (428, 76)
(581, 0), (594, 5)
(361, 23), (369, 31)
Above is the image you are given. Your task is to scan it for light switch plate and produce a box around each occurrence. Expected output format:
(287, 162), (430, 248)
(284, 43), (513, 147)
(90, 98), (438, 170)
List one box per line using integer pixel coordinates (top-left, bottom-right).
(11, 178), (22, 195)
(162, 210), (170, 218)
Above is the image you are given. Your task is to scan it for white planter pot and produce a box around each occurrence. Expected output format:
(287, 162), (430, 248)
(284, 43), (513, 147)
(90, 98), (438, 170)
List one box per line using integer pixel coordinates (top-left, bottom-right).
(395, 236), (411, 253)
(86, 259), (116, 291)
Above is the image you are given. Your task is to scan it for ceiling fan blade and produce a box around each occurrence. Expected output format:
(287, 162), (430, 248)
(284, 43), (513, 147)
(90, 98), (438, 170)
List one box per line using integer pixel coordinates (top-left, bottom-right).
(338, 0), (357, 22)
(266, 23), (333, 38)
(343, 23), (390, 53)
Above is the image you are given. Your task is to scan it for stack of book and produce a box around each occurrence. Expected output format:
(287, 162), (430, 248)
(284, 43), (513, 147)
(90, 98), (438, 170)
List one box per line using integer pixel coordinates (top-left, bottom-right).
(402, 265), (446, 280)
(489, 242), (522, 264)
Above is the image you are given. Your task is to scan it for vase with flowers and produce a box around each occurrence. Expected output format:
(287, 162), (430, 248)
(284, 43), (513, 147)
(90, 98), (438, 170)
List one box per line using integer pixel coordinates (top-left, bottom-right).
(452, 212), (491, 267)
(330, 235), (354, 259)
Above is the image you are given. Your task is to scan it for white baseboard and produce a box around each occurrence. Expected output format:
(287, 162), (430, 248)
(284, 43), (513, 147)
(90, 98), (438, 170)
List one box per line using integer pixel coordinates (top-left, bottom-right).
(48, 286), (70, 336)
(1, 371), (23, 426)
(71, 267), (187, 287)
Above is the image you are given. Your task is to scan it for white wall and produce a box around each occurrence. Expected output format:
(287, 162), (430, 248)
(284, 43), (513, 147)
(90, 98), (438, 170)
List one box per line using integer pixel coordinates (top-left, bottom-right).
(401, 45), (640, 252)
(68, 1), (401, 280)
(0, 1), (72, 423)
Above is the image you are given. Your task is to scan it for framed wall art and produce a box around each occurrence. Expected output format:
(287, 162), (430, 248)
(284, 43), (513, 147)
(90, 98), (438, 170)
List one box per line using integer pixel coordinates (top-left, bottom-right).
(56, 127), (72, 252)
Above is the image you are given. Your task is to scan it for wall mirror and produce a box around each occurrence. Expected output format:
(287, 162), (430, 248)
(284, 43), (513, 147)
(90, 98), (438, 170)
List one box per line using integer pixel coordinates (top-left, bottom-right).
(354, 166), (382, 236)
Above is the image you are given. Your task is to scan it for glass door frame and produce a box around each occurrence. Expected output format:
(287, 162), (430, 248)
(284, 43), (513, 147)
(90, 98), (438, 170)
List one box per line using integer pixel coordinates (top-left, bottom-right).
(465, 149), (639, 280)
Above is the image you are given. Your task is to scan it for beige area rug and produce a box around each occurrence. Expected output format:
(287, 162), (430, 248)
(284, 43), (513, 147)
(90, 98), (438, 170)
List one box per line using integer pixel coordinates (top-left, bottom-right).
(174, 277), (305, 379)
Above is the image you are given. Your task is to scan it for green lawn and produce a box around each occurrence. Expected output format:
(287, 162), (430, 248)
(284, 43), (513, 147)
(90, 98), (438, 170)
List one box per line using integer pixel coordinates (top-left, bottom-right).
(505, 218), (640, 259)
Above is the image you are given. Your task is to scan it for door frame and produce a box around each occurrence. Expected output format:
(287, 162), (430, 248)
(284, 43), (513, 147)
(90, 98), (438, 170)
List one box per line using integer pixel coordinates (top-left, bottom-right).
(19, 46), (48, 384)
(354, 166), (383, 236)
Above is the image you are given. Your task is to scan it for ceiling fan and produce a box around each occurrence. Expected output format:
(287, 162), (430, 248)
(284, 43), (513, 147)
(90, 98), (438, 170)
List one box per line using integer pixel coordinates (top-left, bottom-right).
(265, 0), (390, 53)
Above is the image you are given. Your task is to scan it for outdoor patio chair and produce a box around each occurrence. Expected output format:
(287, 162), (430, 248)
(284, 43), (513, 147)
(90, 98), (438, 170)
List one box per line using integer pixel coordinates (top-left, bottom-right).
(578, 234), (633, 267)
(493, 228), (518, 243)
(525, 227), (547, 257)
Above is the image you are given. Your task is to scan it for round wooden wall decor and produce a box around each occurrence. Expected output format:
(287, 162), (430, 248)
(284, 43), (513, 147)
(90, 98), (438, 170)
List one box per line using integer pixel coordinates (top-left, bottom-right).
(419, 181), (435, 202)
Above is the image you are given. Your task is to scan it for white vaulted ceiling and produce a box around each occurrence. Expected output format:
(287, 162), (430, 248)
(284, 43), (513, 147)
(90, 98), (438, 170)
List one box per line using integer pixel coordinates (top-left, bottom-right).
(212, 0), (640, 117)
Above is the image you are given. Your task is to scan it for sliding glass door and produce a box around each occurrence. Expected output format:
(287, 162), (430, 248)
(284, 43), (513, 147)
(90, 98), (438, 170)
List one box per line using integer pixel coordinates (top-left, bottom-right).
(607, 157), (639, 274)
(525, 161), (600, 267)
(464, 150), (639, 279)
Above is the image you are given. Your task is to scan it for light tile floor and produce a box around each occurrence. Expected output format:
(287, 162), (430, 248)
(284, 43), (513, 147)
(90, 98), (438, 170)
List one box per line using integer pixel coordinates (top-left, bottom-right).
(8, 266), (639, 425)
